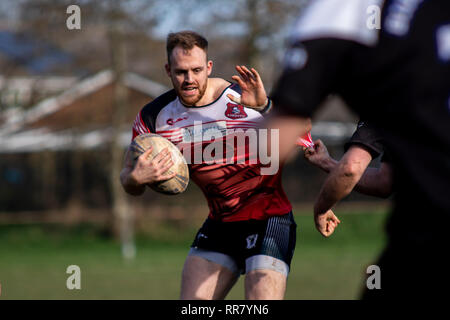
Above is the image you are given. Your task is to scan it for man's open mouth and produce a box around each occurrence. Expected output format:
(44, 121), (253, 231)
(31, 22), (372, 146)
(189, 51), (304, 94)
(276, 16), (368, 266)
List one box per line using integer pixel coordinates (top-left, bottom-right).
(182, 87), (197, 96)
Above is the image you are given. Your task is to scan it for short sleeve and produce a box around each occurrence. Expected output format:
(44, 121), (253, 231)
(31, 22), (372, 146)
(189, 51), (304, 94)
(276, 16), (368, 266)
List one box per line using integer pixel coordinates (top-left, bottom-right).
(344, 120), (385, 159)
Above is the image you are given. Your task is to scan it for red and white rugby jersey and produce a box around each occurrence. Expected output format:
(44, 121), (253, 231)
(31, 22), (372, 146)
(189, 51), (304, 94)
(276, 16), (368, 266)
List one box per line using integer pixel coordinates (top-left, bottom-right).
(132, 82), (292, 222)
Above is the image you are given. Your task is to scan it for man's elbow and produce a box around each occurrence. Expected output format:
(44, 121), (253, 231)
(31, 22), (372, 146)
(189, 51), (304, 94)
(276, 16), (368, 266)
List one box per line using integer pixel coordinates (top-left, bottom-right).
(340, 162), (362, 181)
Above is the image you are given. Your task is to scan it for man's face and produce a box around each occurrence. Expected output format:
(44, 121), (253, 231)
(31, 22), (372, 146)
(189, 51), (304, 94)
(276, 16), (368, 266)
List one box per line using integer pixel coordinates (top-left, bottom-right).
(165, 45), (213, 106)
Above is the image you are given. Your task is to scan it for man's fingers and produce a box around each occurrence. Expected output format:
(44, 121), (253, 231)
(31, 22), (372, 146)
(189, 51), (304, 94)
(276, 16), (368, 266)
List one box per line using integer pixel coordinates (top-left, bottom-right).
(159, 160), (174, 174)
(315, 211), (339, 237)
(227, 93), (241, 104)
(250, 67), (262, 82)
(304, 147), (315, 156)
(160, 152), (173, 167)
(153, 147), (170, 163)
(231, 75), (246, 88)
(235, 66), (250, 82)
(157, 171), (177, 181)
(241, 65), (256, 81)
(141, 146), (153, 160)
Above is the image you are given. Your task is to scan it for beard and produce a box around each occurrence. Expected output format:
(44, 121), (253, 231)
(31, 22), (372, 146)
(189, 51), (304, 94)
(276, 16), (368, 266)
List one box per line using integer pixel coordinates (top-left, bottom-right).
(176, 80), (208, 106)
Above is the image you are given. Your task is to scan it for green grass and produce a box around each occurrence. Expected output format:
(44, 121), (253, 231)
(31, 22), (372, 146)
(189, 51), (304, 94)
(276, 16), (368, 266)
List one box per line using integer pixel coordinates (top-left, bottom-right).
(0, 209), (387, 300)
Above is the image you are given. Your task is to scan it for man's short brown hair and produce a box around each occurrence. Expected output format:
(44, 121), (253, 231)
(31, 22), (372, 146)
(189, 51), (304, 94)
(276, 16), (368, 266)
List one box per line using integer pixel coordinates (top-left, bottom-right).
(166, 31), (208, 64)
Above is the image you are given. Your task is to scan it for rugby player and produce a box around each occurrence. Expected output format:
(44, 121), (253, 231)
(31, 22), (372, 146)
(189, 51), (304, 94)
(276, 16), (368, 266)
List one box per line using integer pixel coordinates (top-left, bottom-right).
(304, 121), (393, 236)
(120, 31), (297, 300)
(267, 0), (450, 298)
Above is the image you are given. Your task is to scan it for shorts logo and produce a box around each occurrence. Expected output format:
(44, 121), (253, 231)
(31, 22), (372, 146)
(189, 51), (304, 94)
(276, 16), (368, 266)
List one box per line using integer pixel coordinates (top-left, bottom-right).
(225, 103), (247, 119)
(246, 234), (258, 249)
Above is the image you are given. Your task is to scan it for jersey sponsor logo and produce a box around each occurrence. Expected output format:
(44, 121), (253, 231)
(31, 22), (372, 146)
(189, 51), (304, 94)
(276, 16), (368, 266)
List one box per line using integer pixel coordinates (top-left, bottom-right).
(436, 24), (450, 62)
(167, 116), (188, 126)
(225, 103), (248, 119)
(181, 121), (228, 143)
(246, 234), (258, 249)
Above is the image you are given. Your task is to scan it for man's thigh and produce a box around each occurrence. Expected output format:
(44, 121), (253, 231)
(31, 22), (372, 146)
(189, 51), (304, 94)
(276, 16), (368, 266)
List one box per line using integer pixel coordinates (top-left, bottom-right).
(243, 212), (297, 300)
(180, 254), (239, 300)
(245, 263), (287, 300)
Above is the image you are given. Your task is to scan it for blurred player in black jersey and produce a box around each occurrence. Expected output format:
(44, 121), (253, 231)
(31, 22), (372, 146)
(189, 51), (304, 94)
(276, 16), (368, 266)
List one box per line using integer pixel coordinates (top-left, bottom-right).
(268, 0), (450, 299)
(303, 120), (393, 237)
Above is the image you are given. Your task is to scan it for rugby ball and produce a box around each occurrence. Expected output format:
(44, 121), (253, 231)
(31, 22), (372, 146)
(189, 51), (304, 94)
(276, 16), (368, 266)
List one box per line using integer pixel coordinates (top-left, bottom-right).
(129, 133), (189, 195)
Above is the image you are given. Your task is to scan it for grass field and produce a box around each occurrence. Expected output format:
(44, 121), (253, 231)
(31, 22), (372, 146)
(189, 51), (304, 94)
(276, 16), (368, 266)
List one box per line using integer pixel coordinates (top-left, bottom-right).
(0, 208), (388, 300)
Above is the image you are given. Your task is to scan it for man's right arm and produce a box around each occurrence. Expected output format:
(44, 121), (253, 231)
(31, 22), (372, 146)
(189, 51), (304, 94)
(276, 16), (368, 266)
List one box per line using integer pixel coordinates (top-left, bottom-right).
(120, 147), (146, 196)
(120, 145), (176, 196)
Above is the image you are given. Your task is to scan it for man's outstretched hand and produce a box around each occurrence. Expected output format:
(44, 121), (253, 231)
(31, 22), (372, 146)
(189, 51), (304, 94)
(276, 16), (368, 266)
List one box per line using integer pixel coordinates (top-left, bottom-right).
(227, 65), (268, 111)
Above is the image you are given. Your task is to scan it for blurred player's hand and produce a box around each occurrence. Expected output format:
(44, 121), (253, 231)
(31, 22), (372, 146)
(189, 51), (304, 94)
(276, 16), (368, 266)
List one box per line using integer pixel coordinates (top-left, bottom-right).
(227, 65), (268, 111)
(313, 209), (341, 237)
(304, 139), (331, 169)
(132, 146), (177, 185)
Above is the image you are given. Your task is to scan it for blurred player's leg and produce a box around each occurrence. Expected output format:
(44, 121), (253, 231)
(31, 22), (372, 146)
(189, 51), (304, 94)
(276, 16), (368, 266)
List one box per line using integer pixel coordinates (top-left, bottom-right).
(180, 255), (239, 300)
(245, 269), (287, 300)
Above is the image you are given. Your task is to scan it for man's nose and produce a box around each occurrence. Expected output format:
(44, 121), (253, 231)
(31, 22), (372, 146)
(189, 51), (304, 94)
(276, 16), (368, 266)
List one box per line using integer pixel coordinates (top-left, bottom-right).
(184, 71), (193, 83)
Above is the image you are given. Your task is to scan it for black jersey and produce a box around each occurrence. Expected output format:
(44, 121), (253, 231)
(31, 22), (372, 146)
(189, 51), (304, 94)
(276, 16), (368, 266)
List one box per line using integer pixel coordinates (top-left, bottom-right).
(272, 0), (450, 245)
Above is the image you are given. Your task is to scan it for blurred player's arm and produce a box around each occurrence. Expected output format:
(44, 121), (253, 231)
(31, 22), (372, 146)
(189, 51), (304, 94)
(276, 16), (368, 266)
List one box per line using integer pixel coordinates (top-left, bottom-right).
(120, 146), (176, 196)
(313, 145), (373, 217)
(354, 162), (393, 198)
(267, 0), (382, 237)
(305, 141), (393, 197)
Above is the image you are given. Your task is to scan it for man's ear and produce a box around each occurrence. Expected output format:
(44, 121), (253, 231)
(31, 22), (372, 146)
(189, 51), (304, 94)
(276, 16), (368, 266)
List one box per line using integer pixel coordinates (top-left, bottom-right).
(207, 60), (213, 76)
(165, 63), (171, 77)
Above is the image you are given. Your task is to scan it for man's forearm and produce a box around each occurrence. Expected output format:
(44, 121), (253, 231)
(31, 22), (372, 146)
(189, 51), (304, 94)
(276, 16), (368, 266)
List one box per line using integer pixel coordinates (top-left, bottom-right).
(314, 147), (372, 214)
(120, 167), (145, 196)
(314, 168), (358, 214)
(318, 157), (338, 173)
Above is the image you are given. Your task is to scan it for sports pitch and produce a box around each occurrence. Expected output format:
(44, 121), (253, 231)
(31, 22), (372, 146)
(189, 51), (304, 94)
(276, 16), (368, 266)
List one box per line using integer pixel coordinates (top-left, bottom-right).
(0, 208), (387, 300)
